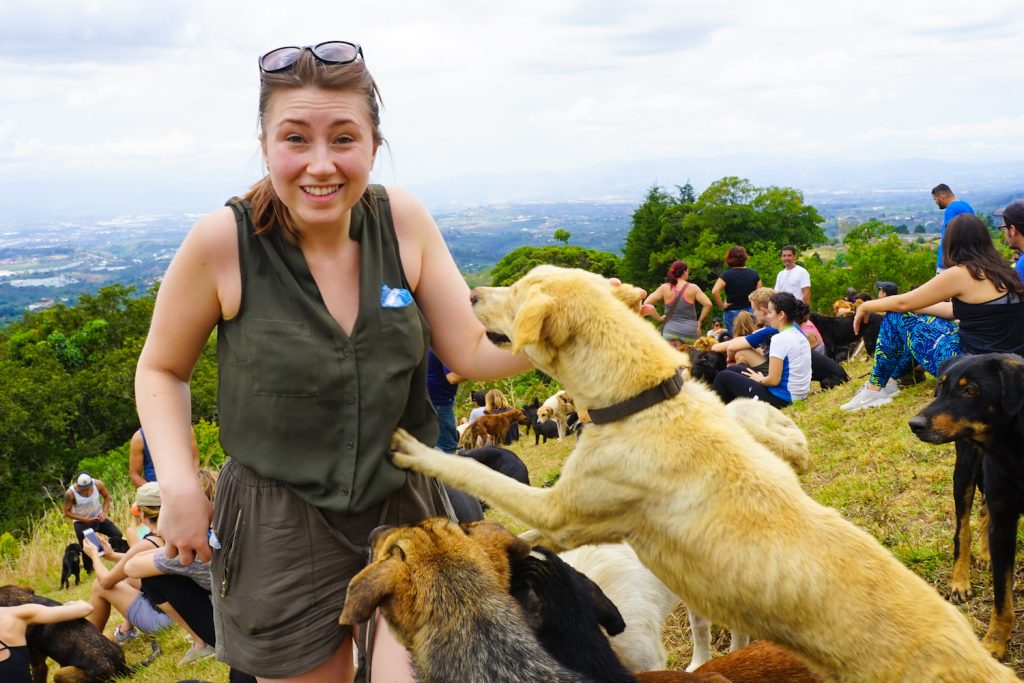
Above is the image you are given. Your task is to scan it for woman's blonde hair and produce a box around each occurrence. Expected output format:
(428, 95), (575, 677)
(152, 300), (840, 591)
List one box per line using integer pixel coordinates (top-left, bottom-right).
(485, 389), (509, 412)
(197, 469), (218, 504)
(138, 506), (161, 525)
(733, 310), (757, 337)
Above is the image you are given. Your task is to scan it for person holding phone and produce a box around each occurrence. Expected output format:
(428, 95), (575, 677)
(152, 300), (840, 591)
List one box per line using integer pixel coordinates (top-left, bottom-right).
(83, 483), (174, 649)
(62, 472), (124, 573)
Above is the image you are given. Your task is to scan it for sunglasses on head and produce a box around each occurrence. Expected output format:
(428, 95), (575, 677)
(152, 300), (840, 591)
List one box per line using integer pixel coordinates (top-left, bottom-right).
(259, 41), (363, 73)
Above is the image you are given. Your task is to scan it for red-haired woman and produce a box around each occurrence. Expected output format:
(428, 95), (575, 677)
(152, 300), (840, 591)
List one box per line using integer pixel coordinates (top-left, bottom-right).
(643, 260), (712, 347)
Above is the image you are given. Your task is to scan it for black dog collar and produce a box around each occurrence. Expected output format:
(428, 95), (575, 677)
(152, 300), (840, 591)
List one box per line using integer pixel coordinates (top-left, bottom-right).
(588, 368), (685, 425)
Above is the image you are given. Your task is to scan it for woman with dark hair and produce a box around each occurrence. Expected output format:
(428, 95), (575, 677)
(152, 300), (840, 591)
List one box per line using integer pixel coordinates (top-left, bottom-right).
(711, 245), (761, 335)
(711, 292), (812, 407)
(846, 214), (1024, 411)
(643, 260), (712, 347)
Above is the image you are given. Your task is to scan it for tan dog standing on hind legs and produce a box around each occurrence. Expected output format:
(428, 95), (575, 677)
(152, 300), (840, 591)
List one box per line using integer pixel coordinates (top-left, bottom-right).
(389, 265), (1017, 683)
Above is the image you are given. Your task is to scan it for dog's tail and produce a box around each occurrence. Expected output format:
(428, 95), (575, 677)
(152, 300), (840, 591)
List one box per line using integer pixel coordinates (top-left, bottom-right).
(725, 399), (810, 474)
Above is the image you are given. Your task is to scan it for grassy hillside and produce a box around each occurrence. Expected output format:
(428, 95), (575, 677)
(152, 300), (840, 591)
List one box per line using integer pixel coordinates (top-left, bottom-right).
(3, 357), (1023, 680)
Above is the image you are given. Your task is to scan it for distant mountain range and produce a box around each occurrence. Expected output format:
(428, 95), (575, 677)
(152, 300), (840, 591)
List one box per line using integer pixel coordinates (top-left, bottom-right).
(1, 156), (1021, 325)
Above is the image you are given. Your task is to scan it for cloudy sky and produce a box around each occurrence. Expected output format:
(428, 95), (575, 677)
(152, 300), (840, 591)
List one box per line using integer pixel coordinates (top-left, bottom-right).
(1, 0), (1022, 216)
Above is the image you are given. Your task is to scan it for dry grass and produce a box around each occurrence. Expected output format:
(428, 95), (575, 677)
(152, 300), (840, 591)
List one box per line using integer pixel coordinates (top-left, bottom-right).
(5, 360), (1024, 680)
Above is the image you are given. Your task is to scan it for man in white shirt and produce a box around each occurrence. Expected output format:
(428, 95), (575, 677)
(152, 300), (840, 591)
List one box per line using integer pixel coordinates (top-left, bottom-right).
(773, 245), (811, 306)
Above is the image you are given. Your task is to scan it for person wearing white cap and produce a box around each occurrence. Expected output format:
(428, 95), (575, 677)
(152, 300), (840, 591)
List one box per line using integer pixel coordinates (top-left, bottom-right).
(62, 472), (124, 573)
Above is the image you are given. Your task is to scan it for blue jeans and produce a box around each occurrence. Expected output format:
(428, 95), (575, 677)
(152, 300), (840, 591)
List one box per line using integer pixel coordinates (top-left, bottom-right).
(722, 307), (752, 335)
(433, 403), (459, 453)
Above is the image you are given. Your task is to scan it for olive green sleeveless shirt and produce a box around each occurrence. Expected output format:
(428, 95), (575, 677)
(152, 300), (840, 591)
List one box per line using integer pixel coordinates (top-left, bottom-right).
(217, 185), (438, 513)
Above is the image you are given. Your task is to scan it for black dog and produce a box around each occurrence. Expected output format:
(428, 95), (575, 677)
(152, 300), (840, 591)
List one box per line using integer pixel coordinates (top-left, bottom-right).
(810, 312), (882, 361)
(60, 543), (81, 590)
(688, 348), (727, 385)
(458, 446), (530, 485)
(533, 418), (561, 445)
(0, 584), (129, 683)
(520, 398), (541, 437)
(908, 353), (1024, 660)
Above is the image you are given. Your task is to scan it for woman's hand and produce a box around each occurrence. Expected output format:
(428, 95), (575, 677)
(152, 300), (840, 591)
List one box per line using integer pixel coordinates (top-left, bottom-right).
(853, 300), (877, 334)
(159, 482), (214, 566)
(742, 368), (766, 384)
(81, 540), (100, 560)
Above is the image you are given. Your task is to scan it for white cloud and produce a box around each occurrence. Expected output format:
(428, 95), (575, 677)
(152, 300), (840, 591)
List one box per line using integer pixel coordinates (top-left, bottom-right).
(0, 0), (1022, 213)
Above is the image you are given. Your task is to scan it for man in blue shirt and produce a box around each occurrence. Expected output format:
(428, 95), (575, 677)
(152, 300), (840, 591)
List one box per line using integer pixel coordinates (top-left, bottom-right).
(994, 200), (1024, 282)
(426, 348), (465, 453)
(931, 184), (975, 272)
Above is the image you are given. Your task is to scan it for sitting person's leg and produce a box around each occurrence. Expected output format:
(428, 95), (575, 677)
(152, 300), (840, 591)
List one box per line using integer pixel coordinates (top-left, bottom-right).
(845, 313), (958, 411)
(141, 574), (214, 647)
(733, 348), (764, 368)
(712, 368), (788, 408)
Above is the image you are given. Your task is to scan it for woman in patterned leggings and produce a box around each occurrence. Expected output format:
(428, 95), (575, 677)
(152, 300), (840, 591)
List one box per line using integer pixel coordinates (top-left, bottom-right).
(845, 214), (1024, 411)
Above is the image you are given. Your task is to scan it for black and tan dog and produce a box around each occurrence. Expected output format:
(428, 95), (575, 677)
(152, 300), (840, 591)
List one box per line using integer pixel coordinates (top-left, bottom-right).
(0, 584), (128, 683)
(339, 518), (593, 683)
(909, 353), (1024, 659)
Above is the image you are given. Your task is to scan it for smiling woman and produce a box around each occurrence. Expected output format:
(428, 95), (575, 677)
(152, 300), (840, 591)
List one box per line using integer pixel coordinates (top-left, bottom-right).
(133, 42), (532, 683)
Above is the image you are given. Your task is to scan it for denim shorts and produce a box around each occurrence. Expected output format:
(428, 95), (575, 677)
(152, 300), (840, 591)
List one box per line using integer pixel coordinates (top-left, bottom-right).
(210, 458), (455, 679)
(125, 594), (173, 633)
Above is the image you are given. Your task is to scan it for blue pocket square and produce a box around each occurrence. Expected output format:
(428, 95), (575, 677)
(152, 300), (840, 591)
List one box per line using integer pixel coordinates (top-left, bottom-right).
(381, 283), (413, 308)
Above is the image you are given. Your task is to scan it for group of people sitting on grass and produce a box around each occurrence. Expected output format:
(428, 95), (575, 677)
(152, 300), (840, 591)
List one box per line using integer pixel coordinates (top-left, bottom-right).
(80, 472), (219, 668)
(644, 210), (1024, 412)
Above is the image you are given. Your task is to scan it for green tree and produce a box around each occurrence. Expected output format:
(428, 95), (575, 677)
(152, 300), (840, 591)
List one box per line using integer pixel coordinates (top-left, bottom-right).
(490, 246), (621, 286)
(894, 224), (909, 235)
(913, 224), (926, 234)
(552, 229), (571, 245)
(619, 184), (695, 291)
(844, 219), (895, 245)
(620, 177), (824, 292)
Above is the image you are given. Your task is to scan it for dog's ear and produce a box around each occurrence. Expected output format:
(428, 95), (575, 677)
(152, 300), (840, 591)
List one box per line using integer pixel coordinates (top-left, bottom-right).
(997, 356), (1024, 415)
(462, 519), (532, 587)
(583, 572), (627, 636)
(608, 282), (646, 312)
(512, 292), (564, 353)
(339, 561), (398, 625)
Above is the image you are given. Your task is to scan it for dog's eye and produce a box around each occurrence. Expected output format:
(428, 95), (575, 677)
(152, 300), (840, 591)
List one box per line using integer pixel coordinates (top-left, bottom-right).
(389, 545), (406, 561)
(961, 384), (978, 398)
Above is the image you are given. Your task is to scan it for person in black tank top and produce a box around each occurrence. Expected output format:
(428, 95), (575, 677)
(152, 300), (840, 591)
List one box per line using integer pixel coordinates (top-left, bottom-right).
(0, 601), (94, 683)
(847, 214), (1024, 411)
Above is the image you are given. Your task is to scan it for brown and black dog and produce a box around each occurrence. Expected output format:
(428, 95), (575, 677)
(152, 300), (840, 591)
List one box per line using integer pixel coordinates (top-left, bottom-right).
(340, 518), (595, 683)
(909, 353), (1024, 659)
(0, 584), (128, 683)
(341, 518), (730, 683)
(461, 409), (531, 448)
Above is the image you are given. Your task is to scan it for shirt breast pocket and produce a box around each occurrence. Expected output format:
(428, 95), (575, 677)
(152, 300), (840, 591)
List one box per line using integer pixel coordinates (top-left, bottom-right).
(244, 319), (321, 397)
(378, 304), (426, 374)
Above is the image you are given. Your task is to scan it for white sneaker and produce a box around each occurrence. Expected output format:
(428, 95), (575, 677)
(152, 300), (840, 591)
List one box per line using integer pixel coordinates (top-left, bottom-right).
(882, 378), (900, 397)
(840, 384), (893, 411)
(177, 644), (215, 666)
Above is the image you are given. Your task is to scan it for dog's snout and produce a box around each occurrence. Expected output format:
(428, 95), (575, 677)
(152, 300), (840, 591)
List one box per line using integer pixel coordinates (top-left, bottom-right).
(907, 416), (928, 434)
